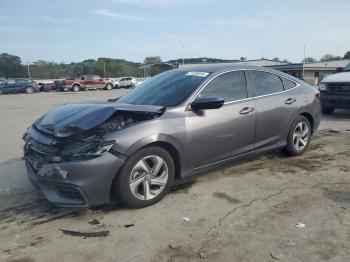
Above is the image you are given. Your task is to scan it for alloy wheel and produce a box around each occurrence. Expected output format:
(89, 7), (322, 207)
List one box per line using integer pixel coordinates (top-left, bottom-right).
(292, 121), (309, 151)
(129, 155), (168, 201)
(26, 87), (33, 94)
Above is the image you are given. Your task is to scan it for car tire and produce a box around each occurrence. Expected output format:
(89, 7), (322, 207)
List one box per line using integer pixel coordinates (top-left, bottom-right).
(285, 115), (312, 156)
(105, 84), (113, 90)
(72, 84), (80, 92)
(113, 146), (175, 208)
(322, 107), (335, 114)
(114, 84), (120, 89)
(25, 86), (34, 94)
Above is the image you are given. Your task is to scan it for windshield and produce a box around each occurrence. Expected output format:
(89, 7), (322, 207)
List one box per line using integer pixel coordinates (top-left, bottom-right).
(117, 70), (210, 107)
(344, 63), (350, 71)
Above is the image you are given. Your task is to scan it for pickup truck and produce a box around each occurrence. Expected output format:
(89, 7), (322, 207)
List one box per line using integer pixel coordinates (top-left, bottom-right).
(319, 63), (350, 114)
(56, 74), (114, 92)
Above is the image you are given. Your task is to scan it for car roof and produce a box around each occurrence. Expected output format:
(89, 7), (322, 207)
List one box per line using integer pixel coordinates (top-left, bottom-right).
(176, 64), (302, 82)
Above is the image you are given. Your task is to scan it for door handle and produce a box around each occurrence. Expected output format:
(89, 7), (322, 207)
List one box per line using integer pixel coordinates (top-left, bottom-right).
(285, 98), (296, 105)
(239, 107), (255, 114)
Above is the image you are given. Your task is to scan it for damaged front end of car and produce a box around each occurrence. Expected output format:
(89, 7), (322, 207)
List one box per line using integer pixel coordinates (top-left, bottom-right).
(23, 101), (165, 207)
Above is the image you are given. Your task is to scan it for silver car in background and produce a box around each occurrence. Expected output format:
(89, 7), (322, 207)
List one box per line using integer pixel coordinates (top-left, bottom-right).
(114, 77), (137, 88)
(23, 65), (321, 208)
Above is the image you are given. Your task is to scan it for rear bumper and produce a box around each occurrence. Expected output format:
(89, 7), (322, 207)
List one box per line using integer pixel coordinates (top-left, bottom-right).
(320, 92), (350, 109)
(25, 152), (125, 208)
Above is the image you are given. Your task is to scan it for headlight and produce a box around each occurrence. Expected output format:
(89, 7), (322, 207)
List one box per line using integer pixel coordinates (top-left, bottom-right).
(319, 83), (326, 91)
(61, 140), (116, 159)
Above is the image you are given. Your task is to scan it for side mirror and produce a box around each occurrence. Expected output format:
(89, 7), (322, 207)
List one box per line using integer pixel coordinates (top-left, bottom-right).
(191, 96), (224, 110)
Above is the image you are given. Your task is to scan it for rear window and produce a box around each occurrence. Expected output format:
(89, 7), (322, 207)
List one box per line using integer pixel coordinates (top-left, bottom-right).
(282, 77), (297, 90)
(250, 71), (284, 96)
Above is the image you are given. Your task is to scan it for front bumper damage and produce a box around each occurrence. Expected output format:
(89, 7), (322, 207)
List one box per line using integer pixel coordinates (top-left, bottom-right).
(23, 127), (125, 207)
(22, 102), (165, 207)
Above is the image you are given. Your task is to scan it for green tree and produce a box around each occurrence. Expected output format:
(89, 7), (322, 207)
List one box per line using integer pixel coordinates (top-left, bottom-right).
(344, 51), (350, 59)
(0, 53), (26, 78)
(302, 57), (317, 63)
(144, 56), (162, 65)
(320, 54), (342, 62)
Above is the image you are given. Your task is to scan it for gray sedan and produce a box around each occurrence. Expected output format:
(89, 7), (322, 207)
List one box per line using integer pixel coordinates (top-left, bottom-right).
(23, 65), (321, 208)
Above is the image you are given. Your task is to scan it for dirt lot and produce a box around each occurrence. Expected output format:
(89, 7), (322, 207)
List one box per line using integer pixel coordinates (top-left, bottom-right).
(0, 91), (350, 262)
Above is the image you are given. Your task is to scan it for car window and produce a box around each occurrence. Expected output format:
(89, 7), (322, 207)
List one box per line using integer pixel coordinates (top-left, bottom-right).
(120, 78), (125, 82)
(92, 76), (100, 80)
(200, 71), (247, 102)
(7, 79), (15, 84)
(282, 77), (297, 90)
(15, 79), (28, 84)
(250, 71), (284, 96)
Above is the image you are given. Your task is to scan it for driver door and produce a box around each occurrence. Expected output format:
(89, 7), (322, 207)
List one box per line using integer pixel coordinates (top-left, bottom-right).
(184, 70), (256, 171)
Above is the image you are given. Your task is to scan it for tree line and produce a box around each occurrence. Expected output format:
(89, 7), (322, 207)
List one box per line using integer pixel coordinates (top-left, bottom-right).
(0, 53), (141, 79)
(1, 52), (349, 79)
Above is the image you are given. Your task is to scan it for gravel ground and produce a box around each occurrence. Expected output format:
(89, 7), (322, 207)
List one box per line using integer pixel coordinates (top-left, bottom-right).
(0, 90), (349, 262)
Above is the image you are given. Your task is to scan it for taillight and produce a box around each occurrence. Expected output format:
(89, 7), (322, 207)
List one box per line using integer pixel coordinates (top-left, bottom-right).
(315, 91), (320, 102)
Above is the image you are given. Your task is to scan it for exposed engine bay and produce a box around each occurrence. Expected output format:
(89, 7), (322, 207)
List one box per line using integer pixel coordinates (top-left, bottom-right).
(23, 102), (165, 173)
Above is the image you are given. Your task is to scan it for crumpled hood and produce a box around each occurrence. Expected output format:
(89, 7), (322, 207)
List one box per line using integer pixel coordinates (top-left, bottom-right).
(34, 101), (165, 138)
(322, 72), (350, 83)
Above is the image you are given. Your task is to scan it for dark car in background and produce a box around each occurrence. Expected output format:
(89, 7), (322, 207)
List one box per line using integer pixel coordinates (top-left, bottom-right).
(0, 78), (40, 95)
(319, 63), (350, 114)
(23, 65), (321, 208)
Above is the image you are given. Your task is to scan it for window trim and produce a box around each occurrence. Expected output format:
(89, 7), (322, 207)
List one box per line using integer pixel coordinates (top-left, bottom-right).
(187, 69), (300, 110)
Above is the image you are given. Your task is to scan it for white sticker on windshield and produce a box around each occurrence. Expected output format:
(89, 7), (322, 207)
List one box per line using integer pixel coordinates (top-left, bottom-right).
(186, 72), (209, 77)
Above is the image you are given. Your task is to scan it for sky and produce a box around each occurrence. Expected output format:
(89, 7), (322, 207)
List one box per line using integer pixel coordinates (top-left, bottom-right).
(0, 0), (349, 64)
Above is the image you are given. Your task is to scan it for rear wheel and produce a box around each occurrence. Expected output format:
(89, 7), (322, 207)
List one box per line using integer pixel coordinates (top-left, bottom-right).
(285, 116), (311, 156)
(113, 146), (175, 208)
(25, 86), (34, 94)
(72, 84), (80, 92)
(105, 83), (113, 90)
(322, 107), (335, 114)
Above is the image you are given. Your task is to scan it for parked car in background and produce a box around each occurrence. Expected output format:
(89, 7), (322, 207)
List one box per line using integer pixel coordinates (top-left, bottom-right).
(23, 65), (321, 208)
(0, 78), (40, 95)
(38, 82), (58, 92)
(55, 74), (114, 92)
(115, 77), (137, 88)
(319, 63), (350, 114)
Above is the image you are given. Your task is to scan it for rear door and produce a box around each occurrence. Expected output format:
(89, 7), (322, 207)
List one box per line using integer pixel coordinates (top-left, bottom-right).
(185, 70), (256, 170)
(5, 79), (19, 93)
(247, 70), (299, 149)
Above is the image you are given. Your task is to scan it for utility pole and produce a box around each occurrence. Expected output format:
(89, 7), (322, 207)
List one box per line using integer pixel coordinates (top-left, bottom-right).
(261, 48), (264, 59)
(103, 62), (106, 78)
(302, 44), (306, 80)
(182, 44), (185, 64)
(26, 61), (31, 78)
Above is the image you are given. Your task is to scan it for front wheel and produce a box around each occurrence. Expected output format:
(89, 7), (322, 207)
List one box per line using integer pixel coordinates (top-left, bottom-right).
(26, 86), (34, 94)
(113, 146), (175, 208)
(285, 116), (311, 156)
